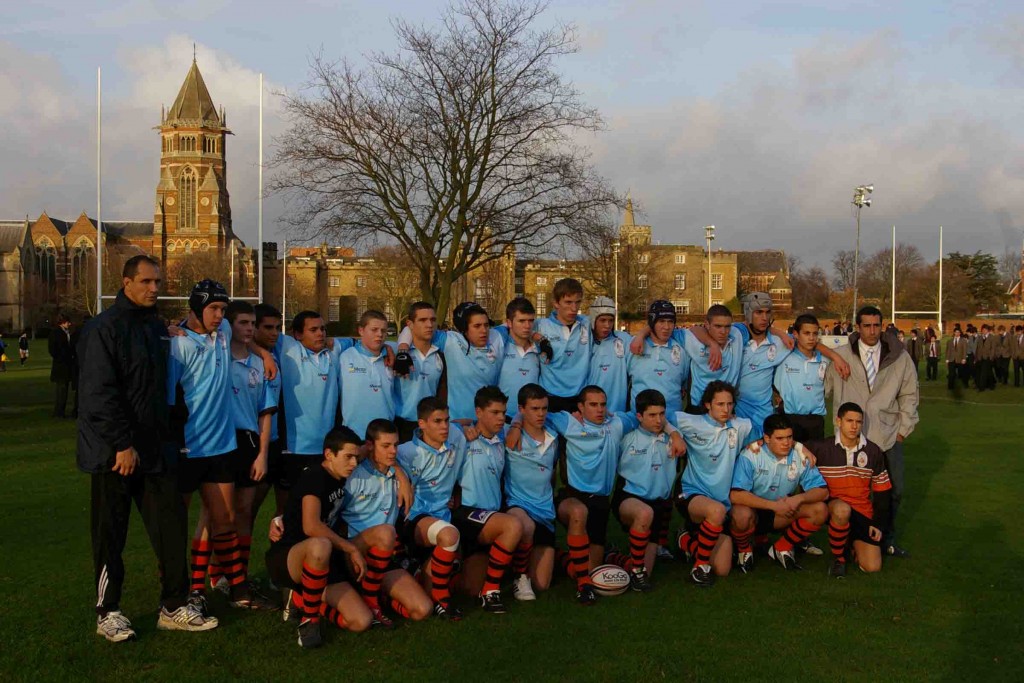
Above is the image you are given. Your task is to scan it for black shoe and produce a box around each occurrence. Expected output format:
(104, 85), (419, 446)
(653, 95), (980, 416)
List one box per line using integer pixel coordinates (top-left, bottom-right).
(885, 544), (910, 558)
(480, 590), (507, 614)
(689, 564), (715, 587)
(630, 567), (654, 592)
(297, 618), (323, 648)
(829, 559), (847, 578)
(736, 551), (755, 575)
(575, 584), (598, 605)
(370, 607), (395, 629)
(768, 546), (803, 571)
(432, 602), (464, 621)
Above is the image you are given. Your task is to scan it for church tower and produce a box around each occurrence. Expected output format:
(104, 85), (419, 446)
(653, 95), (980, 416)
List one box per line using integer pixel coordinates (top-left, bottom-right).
(154, 58), (233, 266)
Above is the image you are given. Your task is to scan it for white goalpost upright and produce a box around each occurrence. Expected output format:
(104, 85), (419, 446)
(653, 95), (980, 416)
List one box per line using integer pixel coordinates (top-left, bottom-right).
(96, 67), (103, 314)
(891, 225), (943, 334)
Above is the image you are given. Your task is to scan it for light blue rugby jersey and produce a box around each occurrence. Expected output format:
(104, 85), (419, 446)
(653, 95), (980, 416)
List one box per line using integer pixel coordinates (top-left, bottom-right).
(773, 349), (828, 416)
(340, 458), (400, 537)
(672, 411), (752, 509)
(732, 445), (827, 501)
(628, 334), (690, 415)
(392, 341), (444, 421)
(504, 428), (558, 531)
(535, 312), (591, 398)
(493, 326), (542, 418)
(618, 427), (677, 500)
(229, 351), (277, 433)
(678, 326), (743, 406)
(734, 325), (791, 441)
(456, 423), (506, 511)
(396, 428), (466, 522)
(276, 334), (353, 455)
(546, 410), (640, 496)
(338, 342), (395, 440)
(588, 330), (631, 413)
(167, 318), (236, 458)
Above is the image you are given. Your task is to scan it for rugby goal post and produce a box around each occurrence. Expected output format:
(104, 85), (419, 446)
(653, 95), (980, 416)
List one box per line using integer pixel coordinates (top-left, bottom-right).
(891, 225), (943, 335)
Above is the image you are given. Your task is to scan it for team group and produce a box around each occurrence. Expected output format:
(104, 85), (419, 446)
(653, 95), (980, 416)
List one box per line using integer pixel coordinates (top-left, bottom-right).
(77, 255), (919, 648)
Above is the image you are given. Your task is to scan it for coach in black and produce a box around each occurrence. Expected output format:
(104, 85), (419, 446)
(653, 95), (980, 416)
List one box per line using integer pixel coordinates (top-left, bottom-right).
(77, 255), (218, 642)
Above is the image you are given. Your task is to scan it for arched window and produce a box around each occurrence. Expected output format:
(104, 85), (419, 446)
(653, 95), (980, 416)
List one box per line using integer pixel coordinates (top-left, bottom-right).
(71, 240), (95, 285)
(35, 240), (57, 287)
(179, 166), (197, 231)
(184, 241), (193, 254)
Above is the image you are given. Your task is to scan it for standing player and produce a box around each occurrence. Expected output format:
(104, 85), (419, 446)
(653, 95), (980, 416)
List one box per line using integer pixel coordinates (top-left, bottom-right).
(396, 396), (466, 620)
(503, 383), (558, 600)
(251, 303), (285, 521)
(496, 298), (543, 419)
(627, 300), (689, 416)
(586, 296), (630, 413)
(774, 313), (829, 442)
(672, 381), (752, 586)
(337, 310), (396, 439)
(535, 278), (590, 413)
(679, 305), (743, 414)
(807, 403), (892, 577)
(729, 414), (829, 573)
(264, 427), (371, 648)
(392, 302), (444, 443)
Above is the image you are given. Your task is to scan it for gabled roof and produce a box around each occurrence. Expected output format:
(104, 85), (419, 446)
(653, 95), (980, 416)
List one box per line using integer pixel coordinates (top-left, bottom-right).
(0, 220), (30, 253)
(167, 60), (219, 125)
(37, 213), (73, 236)
(735, 249), (787, 274)
(770, 270), (791, 290)
(103, 221), (154, 238)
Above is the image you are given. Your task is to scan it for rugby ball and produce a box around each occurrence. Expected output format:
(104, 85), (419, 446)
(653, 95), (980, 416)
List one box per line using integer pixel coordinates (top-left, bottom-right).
(590, 564), (630, 596)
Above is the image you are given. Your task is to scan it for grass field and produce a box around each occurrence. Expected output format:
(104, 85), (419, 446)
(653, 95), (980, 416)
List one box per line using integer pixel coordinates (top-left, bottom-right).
(1, 341), (1021, 682)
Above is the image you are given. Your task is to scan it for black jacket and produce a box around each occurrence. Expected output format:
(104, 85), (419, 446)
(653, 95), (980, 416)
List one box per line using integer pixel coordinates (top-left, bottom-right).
(49, 327), (74, 383)
(76, 290), (170, 474)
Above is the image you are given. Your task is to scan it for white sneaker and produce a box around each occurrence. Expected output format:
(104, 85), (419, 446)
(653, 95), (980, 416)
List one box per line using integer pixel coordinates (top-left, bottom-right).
(511, 574), (536, 601)
(157, 604), (219, 631)
(96, 611), (136, 642)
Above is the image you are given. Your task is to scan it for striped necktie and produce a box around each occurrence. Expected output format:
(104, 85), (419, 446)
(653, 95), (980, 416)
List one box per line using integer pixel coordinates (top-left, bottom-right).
(865, 347), (877, 390)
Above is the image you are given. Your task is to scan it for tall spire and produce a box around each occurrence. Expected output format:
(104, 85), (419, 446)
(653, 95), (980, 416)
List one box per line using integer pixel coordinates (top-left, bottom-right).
(166, 60), (219, 124)
(623, 190), (635, 227)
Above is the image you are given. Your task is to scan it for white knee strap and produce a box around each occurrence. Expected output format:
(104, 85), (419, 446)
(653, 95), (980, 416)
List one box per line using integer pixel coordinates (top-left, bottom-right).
(427, 520), (459, 551)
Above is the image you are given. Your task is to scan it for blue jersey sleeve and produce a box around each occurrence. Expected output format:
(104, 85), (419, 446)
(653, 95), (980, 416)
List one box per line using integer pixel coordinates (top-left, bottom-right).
(166, 339), (185, 405)
(544, 412), (571, 436)
(731, 453), (756, 491)
(615, 411), (640, 433)
(332, 337), (355, 352)
(670, 328), (688, 346)
(799, 464), (827, 491)
(493, 325), (511, 343)
(736, 323), (751, 345)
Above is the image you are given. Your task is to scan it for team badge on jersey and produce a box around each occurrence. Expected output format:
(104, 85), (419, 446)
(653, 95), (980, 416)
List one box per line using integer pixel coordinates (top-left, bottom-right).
(818, 363), (827, 380)
(727, 427), (738, 449)
(580, 327), (589, 345)
(614, 338), (624, 358)
(671, 345), (682, 365)
(485, 346), (496, 363)
(247, 367), (260, 388)
(787, 460), (799, 481)
(766, 344), (777, 361)
(856, 451), (868, 468)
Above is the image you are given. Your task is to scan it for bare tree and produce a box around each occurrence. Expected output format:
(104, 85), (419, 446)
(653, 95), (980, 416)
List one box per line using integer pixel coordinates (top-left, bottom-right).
(364, 245), (426, 323)
(999, 246), (1022, 286)
(831, 249), (857, 291)
(272, 0), (619, 320)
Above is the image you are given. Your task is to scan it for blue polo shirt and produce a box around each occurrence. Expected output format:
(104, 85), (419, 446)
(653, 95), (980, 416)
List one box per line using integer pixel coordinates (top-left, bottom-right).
(546, 410), (640, 496)
(229, 351), (277, 433)
(338, 343), (395, 439)
(456, 424), (506, 511)
(679, 326), (743, 406)
(494, 327), (542, 418)
(735, 325), (791, 440)
(396, 429), (466, 522)
(167, 319), (237, 458)
(732, 445), (827, 501)
(276, 334), (352, 456)
(773, 349), (828, 417)
(393, 341), (444, 421)
(672, 412), (752, 509)
(536, 313), (591, 398)
(588, 331), (631, 413)
(504, 427), (558, 531)
(340, 458), (400, 537)
(618, 427), (677, 500)
(628, 334), (690, 415)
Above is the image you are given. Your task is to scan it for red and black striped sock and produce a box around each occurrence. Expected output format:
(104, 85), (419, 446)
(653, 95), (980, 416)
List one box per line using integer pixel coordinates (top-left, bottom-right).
(775, 519), (821, 553)
(656, 505), (672, 546)
(628, 529), (650, 571)
(732, 527), (755, 554)
(190, 539), (211, 593)
(237, 535), (252, 581)
(513, 541), (534, 575)
(429, 546), (457, 606)
(481, 541), (514, 595)
(211, 531), (244, 588)
(604, 550), (629, 569)
(694, 521), (722, 567)
(389, 597), (411, 618)
(677, 531), (698, 556)
(207, 555), (223, 587)
(300, 563), (329, 621)
(567, 534), (592, 589)
(320, 602), (347, 629)
(829, 521), (850, 562)
(556, 548), (572, 577)
(290, 588), (304, 611)
(360, 546), (392, 610)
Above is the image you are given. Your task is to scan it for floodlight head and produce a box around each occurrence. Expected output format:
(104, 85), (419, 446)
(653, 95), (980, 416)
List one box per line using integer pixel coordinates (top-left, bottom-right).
(865, 185), (873, 193)
(863, 198), (872, 207)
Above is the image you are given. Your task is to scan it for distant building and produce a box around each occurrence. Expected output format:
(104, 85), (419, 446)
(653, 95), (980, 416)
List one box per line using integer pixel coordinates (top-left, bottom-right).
(732, 249), (793, 312)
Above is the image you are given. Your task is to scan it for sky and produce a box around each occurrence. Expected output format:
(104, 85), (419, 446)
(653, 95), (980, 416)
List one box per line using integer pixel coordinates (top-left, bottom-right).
(1, 0), (1023, 269)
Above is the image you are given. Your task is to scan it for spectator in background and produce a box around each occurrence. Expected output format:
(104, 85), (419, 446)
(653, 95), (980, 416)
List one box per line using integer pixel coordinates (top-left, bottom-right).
(70, 315), (91, 418)
(925, 331), (940, 381)
(49, 313), (74, 418)
(965, 325), (977, 386)
(995, 325), (1010, 386)
(18, 328), (29, 365)
(0, 335), (7, 372)
(945, 328), (968, 390)
(1012, 325), (1024, 388)
(974, 325), (996, 392)
(906, 328), (921, 378)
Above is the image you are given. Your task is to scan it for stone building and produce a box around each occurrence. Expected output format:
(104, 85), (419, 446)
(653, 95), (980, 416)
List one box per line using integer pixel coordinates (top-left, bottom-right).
(0, 220), (33, 332)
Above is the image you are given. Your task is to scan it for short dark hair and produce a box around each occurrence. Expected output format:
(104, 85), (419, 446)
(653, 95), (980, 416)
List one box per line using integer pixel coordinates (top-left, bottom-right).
(706, 304), (732, 320)
(365, 418), (399, 442)
(577, 385), (606, 404)
(122, 254), (159, 280)
(552, 278), (583, 302)
(793, 313), (819, 332)
(518, 382), (548, 408)
(323, 426), (362, 453)
(254, 303), (281, 325)
(505, 297), (536, 321)
(417, 395), (449, 421)
(762, 414), (793, 437)
(635, 389), (666, 415)
(701, 380), (737, 407)
(55, 311), (70, 325)
(855, 306), (883, 325)
(359, 309), (388, 328)
(836, 402), (864, 418)
(406, 301), (435, 323)
(226, 300), (254, 324)
(474, 385), (508, 410)
(292, 310), (323, 334)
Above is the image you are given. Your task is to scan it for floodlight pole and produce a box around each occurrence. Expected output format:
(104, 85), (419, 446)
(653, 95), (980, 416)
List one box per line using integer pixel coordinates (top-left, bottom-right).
(704, 225), (716, 310)
(612, 240), (620, 329)
(96, 67), (103, 314)
(258, 72), (264, 302)
(281, 240), (287, 324)
(851, 184), (873, 322)
(938, 226), (943, 333)
(891, 225), (896, 323)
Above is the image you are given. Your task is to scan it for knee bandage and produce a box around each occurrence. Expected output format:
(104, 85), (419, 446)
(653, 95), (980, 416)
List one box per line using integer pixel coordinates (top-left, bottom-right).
(426, 520), (459, 551)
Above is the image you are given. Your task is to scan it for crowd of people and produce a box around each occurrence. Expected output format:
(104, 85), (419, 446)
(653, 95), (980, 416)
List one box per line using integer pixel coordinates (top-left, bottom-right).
(74, 254), (919, 649)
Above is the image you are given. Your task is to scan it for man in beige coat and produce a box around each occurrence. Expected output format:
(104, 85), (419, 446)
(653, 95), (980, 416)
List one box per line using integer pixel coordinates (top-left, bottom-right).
(826, 305), (918, 558)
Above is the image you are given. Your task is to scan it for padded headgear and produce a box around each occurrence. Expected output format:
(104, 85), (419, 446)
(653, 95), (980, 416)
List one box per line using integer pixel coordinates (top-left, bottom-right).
(647, 299), (676, 329)
(188, 279), (230, 319)
(452, 301), (487, 335)
(741, 292), (773, 324)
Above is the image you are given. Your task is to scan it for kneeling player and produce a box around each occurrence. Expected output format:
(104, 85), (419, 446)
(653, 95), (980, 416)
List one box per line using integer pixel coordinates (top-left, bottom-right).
(338, 419), (432, 627)
(729, 414), (828, 573)
(608, 389), (680, 591)
(264, 427), (371, 648)
(503, 383), (559, 600)
(451, 387), (523, 614)
(807, 403), (892, 577)
(673, 381), (752, 586)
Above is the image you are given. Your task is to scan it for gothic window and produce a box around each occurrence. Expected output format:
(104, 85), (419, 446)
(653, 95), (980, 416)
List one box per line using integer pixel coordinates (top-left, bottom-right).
(71, 240), (95, 285)
(35, 240), (57, 287)
(184, 241), (193, 255)
(179, 167), (197, 231)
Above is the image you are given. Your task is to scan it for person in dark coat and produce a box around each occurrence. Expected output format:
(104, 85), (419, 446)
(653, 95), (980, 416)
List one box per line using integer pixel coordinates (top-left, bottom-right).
(48, 312), (74, 418)
(78, 254), (219, 642)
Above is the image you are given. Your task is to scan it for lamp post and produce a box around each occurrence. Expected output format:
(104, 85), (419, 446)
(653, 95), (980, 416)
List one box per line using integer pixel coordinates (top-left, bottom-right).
(612, 239), (621, 330)
(851, 184), (873, 322)
(704, 225), (716, 310)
